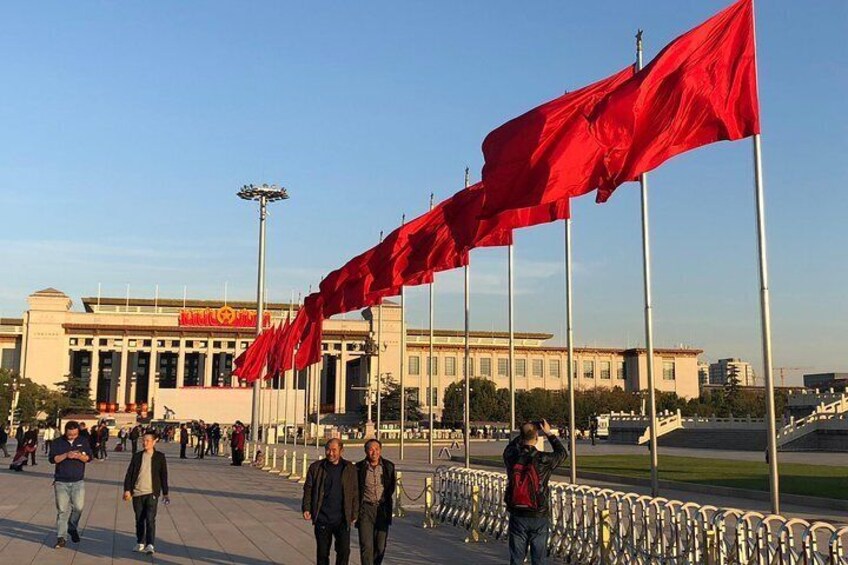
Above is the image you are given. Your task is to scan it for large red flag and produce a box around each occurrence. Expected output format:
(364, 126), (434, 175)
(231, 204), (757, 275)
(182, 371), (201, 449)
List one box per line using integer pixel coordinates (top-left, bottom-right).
(592, 0), (759, 202)
(265, 318), (290, 380)
(295, 294), (324, 370)
(480, 67), (635, 219)
(234, 327), (275, 383)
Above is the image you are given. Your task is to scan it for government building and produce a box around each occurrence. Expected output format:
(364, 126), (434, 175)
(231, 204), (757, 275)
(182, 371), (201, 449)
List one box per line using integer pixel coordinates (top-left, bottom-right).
(0, 288), (702, 424)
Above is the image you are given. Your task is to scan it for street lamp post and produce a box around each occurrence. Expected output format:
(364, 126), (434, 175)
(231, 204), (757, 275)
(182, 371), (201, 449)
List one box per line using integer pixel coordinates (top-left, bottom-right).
(238, 183), (288, 442)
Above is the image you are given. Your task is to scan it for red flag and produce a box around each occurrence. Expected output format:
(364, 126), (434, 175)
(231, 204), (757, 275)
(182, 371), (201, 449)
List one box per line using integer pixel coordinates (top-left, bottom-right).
(265, 318), (290, 380)
(295, 294), (324, 370)
(233, 327), (275, 383)
(480, 67), (635, 219)
(592, 0), (759, 202)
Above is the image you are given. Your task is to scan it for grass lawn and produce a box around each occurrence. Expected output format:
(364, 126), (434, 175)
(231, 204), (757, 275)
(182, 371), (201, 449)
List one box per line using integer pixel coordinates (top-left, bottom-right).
(479, 455), (848, 500)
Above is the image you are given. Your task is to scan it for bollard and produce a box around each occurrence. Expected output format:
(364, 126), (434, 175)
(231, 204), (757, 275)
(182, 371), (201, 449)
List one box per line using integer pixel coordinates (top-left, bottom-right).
(261, 445), (272, 471)
(464, 484), (484, 544)
(705, 527), (719, 565)
(599, 509), (611, 564)
(423, 476), (436, 529)
(269, 447), (279, 473)
(393, 472), (406, 518)
(298, 453), (308, 484)
(280, 449), (290, 477)
(289, 451), (301, 481)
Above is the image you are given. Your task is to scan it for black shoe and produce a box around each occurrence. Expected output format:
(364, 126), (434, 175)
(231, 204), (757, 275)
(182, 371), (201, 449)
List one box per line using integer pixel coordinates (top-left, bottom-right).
(55, 537), (66, 549)
(69, 531), (80, 543)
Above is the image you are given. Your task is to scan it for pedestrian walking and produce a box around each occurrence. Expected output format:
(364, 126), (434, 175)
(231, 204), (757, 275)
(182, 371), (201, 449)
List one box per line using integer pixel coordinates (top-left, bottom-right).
(230, 421), (245, 466)
(123, 430), (169, 556)
(195, 421), (206, 459)
(302, 438), (359, 565)
(98, 424), (109, 460)
(43, 425), (55, 454)
(503, 420), (567, 565)
(179, 423), (188, 459)
(356, 439), (396, 565)
(48, 421), (93, 548)
(129, 424), (141, 454)
(9, 427), (38, 471)
(0, 424), (9, 457)
(15, 423), (24, 445)
(24, 426), (39, 465)
(89, 423), (100, 459)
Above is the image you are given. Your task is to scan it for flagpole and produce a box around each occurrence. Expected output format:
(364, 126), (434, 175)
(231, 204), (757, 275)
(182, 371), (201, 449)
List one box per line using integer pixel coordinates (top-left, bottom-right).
(508, 244), (516, 432)
(428, 193), (435, 465)
(463, 167), (472, 469)
(565, 218), (577, 484)
(399, 214), (407, 461)
(283, 293), (293, 446)
(376, 232), (384, 441)
(636, 30), (660, 497)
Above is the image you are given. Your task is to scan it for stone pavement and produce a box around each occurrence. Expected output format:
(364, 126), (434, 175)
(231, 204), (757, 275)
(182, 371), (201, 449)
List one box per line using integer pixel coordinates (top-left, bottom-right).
(0, 441), (507, 564)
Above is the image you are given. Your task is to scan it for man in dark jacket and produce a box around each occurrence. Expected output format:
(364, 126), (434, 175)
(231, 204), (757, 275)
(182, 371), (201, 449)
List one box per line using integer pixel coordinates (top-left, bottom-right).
(503, 419), (567, 565)
(302, 438), (359, 565)
(49, 421), (93, 548)
(123, 430), (169, 556)
(355, 439), (396, 565)
(129, 425), (141, 454)
(179, 424), (188, 459)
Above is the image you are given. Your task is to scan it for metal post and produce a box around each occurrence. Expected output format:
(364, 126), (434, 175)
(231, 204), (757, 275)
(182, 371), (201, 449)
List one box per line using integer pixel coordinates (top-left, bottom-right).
(463, 167), (472, 469)
(316, 357), (322, 448)
(399, 284), (406, 461)
(251, 195), (268, 442)
(508, 244), (516, 431)
(565, 218), (577, 484)
(753, 134), (779, 513)
(376, 231), (384, 440)
(428, 193), (435, 465)
(636, 30), (660, 497)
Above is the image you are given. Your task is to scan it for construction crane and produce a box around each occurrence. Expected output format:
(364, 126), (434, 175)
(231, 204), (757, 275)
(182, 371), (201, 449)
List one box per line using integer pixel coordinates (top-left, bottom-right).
(772, 367), (811, 388)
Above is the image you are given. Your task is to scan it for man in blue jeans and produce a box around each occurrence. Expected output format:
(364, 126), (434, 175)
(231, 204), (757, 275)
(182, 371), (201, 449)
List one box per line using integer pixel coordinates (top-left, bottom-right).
(503, 419), (567, 565)
(48, 421), (93, 549)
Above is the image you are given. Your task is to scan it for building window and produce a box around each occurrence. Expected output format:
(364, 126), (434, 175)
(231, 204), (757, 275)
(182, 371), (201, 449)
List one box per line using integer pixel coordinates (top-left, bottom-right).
(497, 358), (509, 377)
(663, 359), (676, 380)
(142, 340), (151, 347)
(227, 341), (236, 349)
(572, 361), (578, 379)
(617, 361), (626, 380)
(600, 361), (611, 380)
(99, 338), (108, 346)
(480, 357), (492, 377)
(85, 338), (93, 346)
(213, 341), (222, 349)
(407, 388), (419, 404)
(409, 355), (421, 375)
(128, 340), (137, 348)
(532, 359), (543, 378)
(549, 359), (561, 378)
(69, 338), (78, 346)
(185, 340), (193, 348)
(171, 340), (179, 348)
(445, 356), (457, 377)
(427, 356), (438, 376)
(583, 361), (595, 380)
(516, 359), (526, 377)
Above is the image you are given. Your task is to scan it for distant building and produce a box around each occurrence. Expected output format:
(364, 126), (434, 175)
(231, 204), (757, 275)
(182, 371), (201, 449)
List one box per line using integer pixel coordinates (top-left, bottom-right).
(697, 362), (710, 387)
(803, 372), (848, 391)
(708, 358), (756, 387)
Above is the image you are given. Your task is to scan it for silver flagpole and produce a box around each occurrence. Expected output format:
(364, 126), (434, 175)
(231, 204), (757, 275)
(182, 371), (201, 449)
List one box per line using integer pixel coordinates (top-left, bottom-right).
(751, 0), (779, 515)
(283, 293), (293, 445)
(463, 167), (472, 469)
(316, 355), (322, 449)
(428, 193), (435, 465)
(508, 244), (516, 432)
(565, 218), (577, 484)
(376, 232), (384, 440)
(636, 30), (660, 497)
(399, 214), (407, 461)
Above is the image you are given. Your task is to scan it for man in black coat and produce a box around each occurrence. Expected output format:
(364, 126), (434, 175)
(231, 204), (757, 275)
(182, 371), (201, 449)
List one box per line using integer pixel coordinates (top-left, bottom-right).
(355, 439), (396, 565)
(123, 430), (170, 555)
(129, 425), (141, 454)
(179, 424), (188, 459)
(302, 438), (359, 565)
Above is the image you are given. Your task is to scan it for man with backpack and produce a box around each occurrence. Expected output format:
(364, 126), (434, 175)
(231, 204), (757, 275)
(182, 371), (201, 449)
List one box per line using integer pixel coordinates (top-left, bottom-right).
(502, 419), (567, 565)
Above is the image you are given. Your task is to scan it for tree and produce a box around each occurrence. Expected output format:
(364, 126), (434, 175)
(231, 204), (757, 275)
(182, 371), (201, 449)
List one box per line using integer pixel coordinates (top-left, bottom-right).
(367, 375), (423, 424)
(442, 377), (508, 424)
(55, 374), (96, 417)
(0, 369), (69, 426)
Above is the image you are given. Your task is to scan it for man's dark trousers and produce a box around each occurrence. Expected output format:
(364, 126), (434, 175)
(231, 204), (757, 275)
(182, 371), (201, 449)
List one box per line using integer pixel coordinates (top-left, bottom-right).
(132, 494), (158, 546)
(358, 502), (389, 565)
(508, 514), (549, 565)
(131, 439), (138, 454)
(179, 443), (187, 459)
(315, 522), (350, 565)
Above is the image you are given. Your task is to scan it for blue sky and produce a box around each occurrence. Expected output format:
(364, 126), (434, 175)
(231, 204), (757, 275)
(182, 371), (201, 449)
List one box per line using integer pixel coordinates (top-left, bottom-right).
(1, 1), (845, 384)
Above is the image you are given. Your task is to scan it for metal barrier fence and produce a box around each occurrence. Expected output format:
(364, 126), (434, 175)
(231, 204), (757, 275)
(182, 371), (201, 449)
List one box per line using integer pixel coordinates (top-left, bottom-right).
(430, 466), (848, 564)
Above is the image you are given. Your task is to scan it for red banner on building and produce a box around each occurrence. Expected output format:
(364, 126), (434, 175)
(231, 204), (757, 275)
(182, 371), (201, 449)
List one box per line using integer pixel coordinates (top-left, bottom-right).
(179, 306), (271, 328)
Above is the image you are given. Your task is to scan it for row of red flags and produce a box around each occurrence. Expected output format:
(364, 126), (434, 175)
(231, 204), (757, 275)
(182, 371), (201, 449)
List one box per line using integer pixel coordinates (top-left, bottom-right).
(234, 0), (759, 383)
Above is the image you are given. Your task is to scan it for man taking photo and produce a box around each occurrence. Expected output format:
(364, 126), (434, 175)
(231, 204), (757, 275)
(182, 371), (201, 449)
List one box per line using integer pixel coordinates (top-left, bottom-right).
(302, 438), (359, 565)
(48, 421), (93, 549)
(503, 419), (567, 565)
(356, 439), (396, 565)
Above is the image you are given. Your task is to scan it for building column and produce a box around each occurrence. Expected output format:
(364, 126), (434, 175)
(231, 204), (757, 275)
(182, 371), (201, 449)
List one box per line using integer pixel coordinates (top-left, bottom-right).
(148, 340), (159, 408)
(118, 339), (130, 410)
(176, 339), (186, 388)
(89, 340), (99, 406)
(203, 341), (213, 387)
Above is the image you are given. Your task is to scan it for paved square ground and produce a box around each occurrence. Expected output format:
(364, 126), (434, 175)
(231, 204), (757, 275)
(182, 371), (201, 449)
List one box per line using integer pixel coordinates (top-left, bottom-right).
(0, 442), (507, 564)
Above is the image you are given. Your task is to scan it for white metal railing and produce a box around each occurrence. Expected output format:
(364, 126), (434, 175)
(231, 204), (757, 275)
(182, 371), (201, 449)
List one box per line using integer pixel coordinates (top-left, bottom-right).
(638, 410), (683, 445)
(430, 466), (848, 564)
